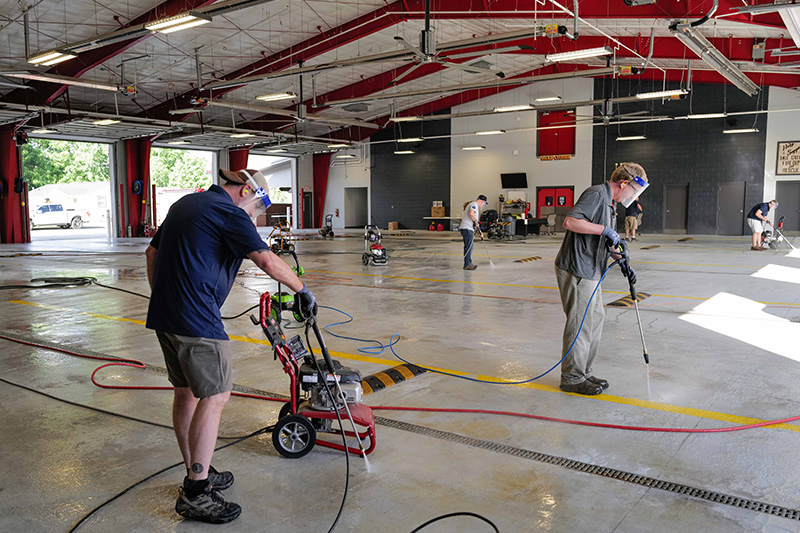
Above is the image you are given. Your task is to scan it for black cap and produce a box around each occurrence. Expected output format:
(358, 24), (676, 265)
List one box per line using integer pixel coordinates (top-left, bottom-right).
(477, 195), (488, 202)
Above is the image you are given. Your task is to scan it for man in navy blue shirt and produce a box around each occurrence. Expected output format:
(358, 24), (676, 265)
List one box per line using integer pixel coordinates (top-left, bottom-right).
(746, 200), (778, 251)
(146, 168), (316, 523)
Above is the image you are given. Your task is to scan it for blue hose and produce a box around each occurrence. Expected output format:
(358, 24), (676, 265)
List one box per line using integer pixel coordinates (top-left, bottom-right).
(321, 260), (618, 385)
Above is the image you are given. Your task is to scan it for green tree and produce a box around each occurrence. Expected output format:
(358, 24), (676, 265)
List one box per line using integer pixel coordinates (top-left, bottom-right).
(22, 139), (110, 189)
(151, 148), (211, 188)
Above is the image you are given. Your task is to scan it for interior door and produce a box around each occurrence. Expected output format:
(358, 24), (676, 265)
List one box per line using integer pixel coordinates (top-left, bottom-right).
(302, 191), (313, 229)
(776, 181), (800, 231)
(665, 184), (689, 234)
(718, 181), (746, 235)
(344, 187), (368, 228)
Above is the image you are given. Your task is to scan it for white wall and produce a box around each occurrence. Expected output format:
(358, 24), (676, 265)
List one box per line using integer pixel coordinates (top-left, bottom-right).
(323, 145), (371, 229)
(764, 87), (800, 201)
(450, 78), (595, 214)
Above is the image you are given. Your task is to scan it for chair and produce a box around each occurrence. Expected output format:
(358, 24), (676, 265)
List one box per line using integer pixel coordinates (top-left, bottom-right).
(546, 214), (557, 235)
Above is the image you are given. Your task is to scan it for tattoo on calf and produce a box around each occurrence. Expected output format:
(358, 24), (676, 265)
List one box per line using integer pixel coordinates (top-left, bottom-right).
(191, 463), (204, 474)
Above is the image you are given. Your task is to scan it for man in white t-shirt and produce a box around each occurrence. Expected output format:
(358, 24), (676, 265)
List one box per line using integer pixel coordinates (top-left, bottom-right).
(459, 194), (487, 270)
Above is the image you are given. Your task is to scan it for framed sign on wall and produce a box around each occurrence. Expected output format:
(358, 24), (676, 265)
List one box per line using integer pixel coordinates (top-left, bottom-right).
(777, 141), (800, 175)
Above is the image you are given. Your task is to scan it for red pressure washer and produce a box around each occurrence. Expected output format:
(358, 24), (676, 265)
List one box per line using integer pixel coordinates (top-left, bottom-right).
(251, 293), (376, 458)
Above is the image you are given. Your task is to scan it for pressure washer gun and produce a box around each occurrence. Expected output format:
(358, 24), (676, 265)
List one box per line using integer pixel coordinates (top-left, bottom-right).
(609, 239), (650, 364)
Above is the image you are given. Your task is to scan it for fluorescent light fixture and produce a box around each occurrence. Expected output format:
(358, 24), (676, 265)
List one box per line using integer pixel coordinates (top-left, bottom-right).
(391, 116), (421, 122)
(28, 50), (75, 65)
(327, 143), (350, 148)
(394, 150), (414, 154)
(267, 148), (288, 153)
(461, 146), (486, 151)
(30, 128), (58, 134)
(229, 133), (255, 138)
(256, 92), (296, 102)
(493, 104), (534, 113)
(398, 137), (422, 143)
(671, 24), (760, 96)
(723, 128), (759, 134)
(1, 71), (118, 91)
(167, 140), (191, 145)
(475, 130), (505, 135)
(616, 135), (646, 141)
(145, 12), (211, 33)
(336, 154), (356, 159)
(688, 113), (727, 119)
(534, 96), (562, 103)
(41, 53), (77, 66)
(545, 46), (612, 63)
(92, 119), (120, 126)
(635, 89), (688, 100)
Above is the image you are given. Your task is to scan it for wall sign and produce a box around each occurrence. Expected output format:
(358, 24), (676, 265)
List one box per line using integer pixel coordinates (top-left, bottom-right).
(777, 141), (800, 175)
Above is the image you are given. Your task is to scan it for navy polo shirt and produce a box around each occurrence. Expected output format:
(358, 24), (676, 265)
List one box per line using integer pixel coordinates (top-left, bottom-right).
(747, 202), (769, 221)
(146, 185), (269, 340)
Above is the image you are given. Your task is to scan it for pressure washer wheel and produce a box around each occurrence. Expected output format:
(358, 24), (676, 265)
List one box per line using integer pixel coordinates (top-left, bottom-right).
(272, 414), (316, 458)
(362, 253), (370, 266)
(278, 402), (292, 420)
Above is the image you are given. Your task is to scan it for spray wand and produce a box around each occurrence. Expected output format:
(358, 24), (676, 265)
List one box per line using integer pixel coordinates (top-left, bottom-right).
(612, 240), (649, 364)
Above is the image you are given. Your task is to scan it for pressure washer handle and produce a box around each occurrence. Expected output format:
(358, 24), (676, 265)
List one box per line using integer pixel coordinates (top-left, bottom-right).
(310, 317), (336, 373)
(259, 292), (271, 329)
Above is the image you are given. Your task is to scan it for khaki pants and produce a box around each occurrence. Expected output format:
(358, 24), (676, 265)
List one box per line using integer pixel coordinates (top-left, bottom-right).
(555, 265), (605, 385)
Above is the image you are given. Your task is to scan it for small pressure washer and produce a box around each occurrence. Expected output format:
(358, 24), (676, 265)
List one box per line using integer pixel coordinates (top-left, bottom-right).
(319, 214), (335, 238)
(269, 250), (306, 323)
(361, 225), (387, 266)
(251, 294), (376, 458)
(268, 221), (295, 253)
(761, 216), (796, 251)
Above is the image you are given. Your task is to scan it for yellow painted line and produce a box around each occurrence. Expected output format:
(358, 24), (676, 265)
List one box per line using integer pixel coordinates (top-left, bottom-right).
(9, 300), (800, 432)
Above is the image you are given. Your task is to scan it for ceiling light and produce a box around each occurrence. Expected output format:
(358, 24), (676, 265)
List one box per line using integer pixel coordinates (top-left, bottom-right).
(461, 146), (486, 151)
(41, 53), (77, 66)
(1, 71), (118, 91)
(30, 128), (58, 134)
(167, 140), (191, 145)
(534, 96), (562, 103)
(92, 119), (120, 126)
(336, 154), (356, 159)
(391, 116), (421, 122)
(398, 137), (422, 143)
(475, 130), (505, 135)
(545, 46), (612, 63)
(671, 24), (760, 96)
(256, 92), (296, 102)
(267, 148), (288, 153)
(723, 128), (759, 134)
(28, 50), (76, 65)
(493, 104), (533, 113)
(687, 113), (727, 119)
(327, 143), (350, 148)
(145, 12), (211, 33)
(394, 150), (414, 154)
(230, 133), (255, 138)
(635, 89), (688, 100)
(616, 135), (647, 141)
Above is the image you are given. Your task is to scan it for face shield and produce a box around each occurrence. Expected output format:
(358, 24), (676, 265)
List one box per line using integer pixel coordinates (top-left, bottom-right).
(618, 175), (649, 208)
(238, 169), (272, 222)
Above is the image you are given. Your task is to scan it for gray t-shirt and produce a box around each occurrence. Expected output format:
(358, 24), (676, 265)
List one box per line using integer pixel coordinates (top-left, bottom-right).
(554, 182), (616, 280)
(459, 201), (480, 231)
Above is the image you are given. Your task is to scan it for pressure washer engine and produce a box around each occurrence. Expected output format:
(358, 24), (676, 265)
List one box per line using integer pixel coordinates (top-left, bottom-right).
(761, 216), (796, 251)
(251, 293), (376, 458)
(362, 224), (387, 266)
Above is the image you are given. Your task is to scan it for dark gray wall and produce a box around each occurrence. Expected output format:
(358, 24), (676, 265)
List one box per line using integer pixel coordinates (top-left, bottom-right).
(592, 81), (768, 235)
(371, 118), (450, 229)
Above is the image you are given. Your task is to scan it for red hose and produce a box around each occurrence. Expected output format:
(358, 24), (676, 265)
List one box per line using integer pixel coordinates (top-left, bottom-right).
(3, 334), (798, 433)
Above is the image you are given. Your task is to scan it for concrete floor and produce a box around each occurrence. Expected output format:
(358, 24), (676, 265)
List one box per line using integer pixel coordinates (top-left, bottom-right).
(2, 228), (800, 532)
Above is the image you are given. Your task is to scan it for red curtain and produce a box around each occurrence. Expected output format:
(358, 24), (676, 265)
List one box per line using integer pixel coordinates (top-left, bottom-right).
(0, 127), (28, 243)
(124, 138), (151, 235)
(312, 153), (331, 228)
(228, 148), (249, 171)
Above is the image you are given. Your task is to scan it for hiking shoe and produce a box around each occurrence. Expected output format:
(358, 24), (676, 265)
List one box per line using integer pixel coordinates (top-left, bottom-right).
(175, 484), (241, 524)
(560, 381), (603, 395)
(208, 465), (234, 491)
(586, 376), (609, 390)
(463, 264), (478, 270)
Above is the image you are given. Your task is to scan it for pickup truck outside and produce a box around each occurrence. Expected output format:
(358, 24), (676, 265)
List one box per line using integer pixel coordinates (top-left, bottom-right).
(31, 204), (91, 229)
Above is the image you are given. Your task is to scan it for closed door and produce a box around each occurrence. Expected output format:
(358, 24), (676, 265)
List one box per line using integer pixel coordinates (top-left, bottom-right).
(344, 187), (368, 228)
(718, 182), (746, 235)
(776, 181), (800, 231)
(302, 191), (312, 229)
(665, 184), (689, 234)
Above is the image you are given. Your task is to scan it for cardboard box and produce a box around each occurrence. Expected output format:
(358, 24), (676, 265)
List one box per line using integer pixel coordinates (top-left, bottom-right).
(388, 222), (399, 230)
(431, 206), (446, 217)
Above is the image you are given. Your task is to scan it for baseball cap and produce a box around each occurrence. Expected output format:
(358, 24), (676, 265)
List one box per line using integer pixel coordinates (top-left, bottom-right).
(477, 194), (488, 202)
(219, 168), (268, 191)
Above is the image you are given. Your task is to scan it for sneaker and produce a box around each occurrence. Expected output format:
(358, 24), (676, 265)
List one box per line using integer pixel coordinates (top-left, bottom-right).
(463, 264), (478, 270)
(208, 465), (234, 491)
(586, 376), (609, 390)
(560, 380), (603, 395)
(176, 484), (241, 524)
(751, 246), (764, 251)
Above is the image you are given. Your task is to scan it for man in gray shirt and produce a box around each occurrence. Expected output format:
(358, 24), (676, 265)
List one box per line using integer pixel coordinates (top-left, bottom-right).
(459, 194), (487, 270)
(554, 163), (648, 395)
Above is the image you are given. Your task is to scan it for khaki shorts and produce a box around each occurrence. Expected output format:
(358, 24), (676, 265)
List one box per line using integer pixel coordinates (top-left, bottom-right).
(156, 331), (233, 398)
(747, 218), (765, 234)
(624, 216), (639, 232)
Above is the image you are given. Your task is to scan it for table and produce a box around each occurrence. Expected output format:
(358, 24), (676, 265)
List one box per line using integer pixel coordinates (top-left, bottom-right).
(515, 217), (546, 236)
